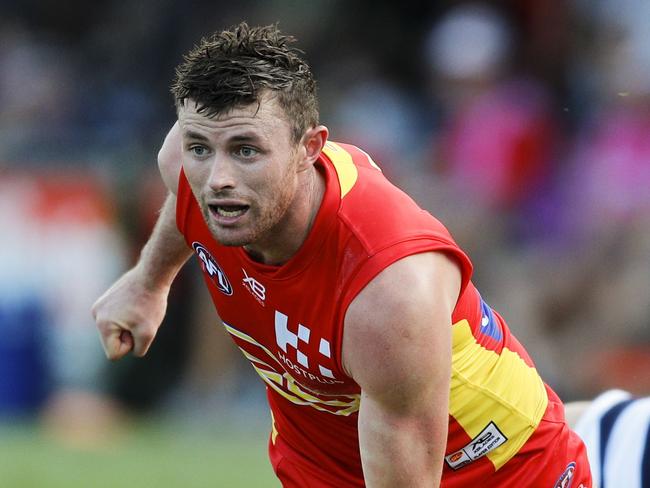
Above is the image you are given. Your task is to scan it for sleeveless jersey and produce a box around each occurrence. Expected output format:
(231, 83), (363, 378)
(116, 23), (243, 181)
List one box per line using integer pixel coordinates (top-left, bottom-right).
(176, 141), (589, 487)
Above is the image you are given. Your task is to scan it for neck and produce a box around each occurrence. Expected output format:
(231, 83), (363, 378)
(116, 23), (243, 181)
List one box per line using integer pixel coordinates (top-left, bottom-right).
(244, 165), (325, 266)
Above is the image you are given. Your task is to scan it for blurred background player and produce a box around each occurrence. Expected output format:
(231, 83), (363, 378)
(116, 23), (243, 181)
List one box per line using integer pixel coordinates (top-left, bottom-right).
(566, 390), (650, 488)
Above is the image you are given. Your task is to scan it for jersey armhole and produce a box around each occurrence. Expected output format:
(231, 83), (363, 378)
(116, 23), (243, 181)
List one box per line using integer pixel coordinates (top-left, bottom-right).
(175, 168), (192, 237)
(332, 237), (473, 375)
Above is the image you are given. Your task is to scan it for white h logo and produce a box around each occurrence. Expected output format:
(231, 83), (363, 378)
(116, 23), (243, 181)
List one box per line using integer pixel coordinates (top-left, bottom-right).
(274, 311), (336, 379)
(274, 311), (310, 368)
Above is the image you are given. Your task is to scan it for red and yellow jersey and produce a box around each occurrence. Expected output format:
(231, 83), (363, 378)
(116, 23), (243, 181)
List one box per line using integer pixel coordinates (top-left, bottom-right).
(176, 141), (589, 487)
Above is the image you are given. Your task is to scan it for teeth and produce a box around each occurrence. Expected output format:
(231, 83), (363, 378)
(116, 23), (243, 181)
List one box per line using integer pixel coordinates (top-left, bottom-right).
(216, 206), (246, 218)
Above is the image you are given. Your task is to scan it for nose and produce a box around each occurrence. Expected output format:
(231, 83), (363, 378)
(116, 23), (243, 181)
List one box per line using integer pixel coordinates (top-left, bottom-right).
(207, 155), (238, 191)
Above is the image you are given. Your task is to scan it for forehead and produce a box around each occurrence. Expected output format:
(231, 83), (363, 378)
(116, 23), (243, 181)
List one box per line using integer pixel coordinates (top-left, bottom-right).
(178, 94), (291, 141)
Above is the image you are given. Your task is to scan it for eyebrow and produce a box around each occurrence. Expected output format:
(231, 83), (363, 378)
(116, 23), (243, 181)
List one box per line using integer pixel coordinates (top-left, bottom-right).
(228, 132), (263, 143)
(182, 130), (263, 144)
(183, 130), (209, 142)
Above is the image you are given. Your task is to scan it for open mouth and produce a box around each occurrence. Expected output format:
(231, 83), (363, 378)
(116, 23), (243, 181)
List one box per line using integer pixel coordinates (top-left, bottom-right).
(209, 204), (249, 219)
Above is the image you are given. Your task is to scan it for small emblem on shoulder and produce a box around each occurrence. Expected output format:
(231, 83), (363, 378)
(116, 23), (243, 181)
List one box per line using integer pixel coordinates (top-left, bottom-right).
(553, 462), (576, 488)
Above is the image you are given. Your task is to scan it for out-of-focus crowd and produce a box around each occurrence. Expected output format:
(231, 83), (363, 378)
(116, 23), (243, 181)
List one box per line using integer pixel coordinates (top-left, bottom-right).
(1, 0), (649, 437)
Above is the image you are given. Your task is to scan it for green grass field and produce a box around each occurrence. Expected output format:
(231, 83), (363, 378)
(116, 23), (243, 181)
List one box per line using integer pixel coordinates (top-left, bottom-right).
(0, 419), (280, 488)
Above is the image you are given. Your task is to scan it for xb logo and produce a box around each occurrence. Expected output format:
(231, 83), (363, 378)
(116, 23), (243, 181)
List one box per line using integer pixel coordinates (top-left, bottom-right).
(242, 268), (266, 304)
(192, 242), (233, 295)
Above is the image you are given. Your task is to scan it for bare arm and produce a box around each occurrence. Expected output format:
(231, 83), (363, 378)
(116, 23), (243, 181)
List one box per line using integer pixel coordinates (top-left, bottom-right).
(93, 123), (190, 360)
(131, 192), (191, 291)
(342, 252), (461, 487)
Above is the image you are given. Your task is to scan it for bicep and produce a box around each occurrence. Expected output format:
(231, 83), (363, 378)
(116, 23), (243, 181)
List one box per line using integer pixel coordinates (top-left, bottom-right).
(158, 121), (183, 195)
(343, 252), (461, 486)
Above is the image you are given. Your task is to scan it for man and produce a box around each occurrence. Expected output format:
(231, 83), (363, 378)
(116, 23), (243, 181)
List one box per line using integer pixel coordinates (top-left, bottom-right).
(93, 23), (591, 487)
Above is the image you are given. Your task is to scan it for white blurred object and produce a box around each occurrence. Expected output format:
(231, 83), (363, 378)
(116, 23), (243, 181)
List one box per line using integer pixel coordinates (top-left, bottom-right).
(425, 3), (512, 80)
(329, 79), (426, 173)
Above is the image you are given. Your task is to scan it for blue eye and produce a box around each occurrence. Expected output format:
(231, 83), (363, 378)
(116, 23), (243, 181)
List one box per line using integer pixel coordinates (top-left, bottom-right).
(190, 145), (208, 157)
(238, 146), (258, 158)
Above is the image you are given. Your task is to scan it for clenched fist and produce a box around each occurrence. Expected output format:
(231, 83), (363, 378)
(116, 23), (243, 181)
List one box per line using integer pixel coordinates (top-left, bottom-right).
(92, 266), (170, 360)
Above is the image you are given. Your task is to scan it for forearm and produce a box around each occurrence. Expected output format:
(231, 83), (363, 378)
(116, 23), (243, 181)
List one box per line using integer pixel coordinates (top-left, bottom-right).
(359, 395), (447, 487)
(133, 192), (192, 291)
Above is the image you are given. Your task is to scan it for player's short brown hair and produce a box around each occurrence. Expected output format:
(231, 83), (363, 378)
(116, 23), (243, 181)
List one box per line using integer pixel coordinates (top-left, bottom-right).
(172, 22), (319, 143)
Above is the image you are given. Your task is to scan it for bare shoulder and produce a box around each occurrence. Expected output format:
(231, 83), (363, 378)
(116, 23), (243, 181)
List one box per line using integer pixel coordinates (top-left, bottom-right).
(342, 252), (461, 403)
(157, 121), (183, 195)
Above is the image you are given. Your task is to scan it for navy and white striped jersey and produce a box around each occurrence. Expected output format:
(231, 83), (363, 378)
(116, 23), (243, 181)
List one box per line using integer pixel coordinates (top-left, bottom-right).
(574, 389), (650, 488)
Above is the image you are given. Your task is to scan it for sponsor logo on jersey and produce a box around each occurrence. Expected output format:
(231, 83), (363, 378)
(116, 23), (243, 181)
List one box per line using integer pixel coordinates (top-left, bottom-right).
(222, 320), (357, 416)
(192, 242), (233, 295)
(445, 422), (508, 470)
(274, 310), (339, 381)
(553, 462), (576, 488)
(242, 268), (266, 305)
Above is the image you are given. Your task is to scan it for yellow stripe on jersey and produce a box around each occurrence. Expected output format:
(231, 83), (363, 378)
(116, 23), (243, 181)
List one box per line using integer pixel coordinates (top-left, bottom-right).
(449, 320), (548, 470)
(224, 322), (284, 368)
(270, 411), (278, 444)
(250, 358), (359, 416)
(322, 142), (358, 198)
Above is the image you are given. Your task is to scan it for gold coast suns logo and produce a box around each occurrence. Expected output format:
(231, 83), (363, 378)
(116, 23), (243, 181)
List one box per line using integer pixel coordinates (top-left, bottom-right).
(192, 242), (233, 295)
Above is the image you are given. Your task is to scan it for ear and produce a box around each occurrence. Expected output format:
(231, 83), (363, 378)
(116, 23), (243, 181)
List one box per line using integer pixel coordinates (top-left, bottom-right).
(298, 125), (329, 171)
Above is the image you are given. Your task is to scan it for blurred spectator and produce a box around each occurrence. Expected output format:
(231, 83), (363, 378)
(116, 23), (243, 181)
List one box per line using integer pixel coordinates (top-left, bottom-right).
(424, 3), (560, 241)
(562, 0), (650, 241)
(0, 22), (77, 162)
(0, 170), (126, 428)
(418, 7), (564, 393)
